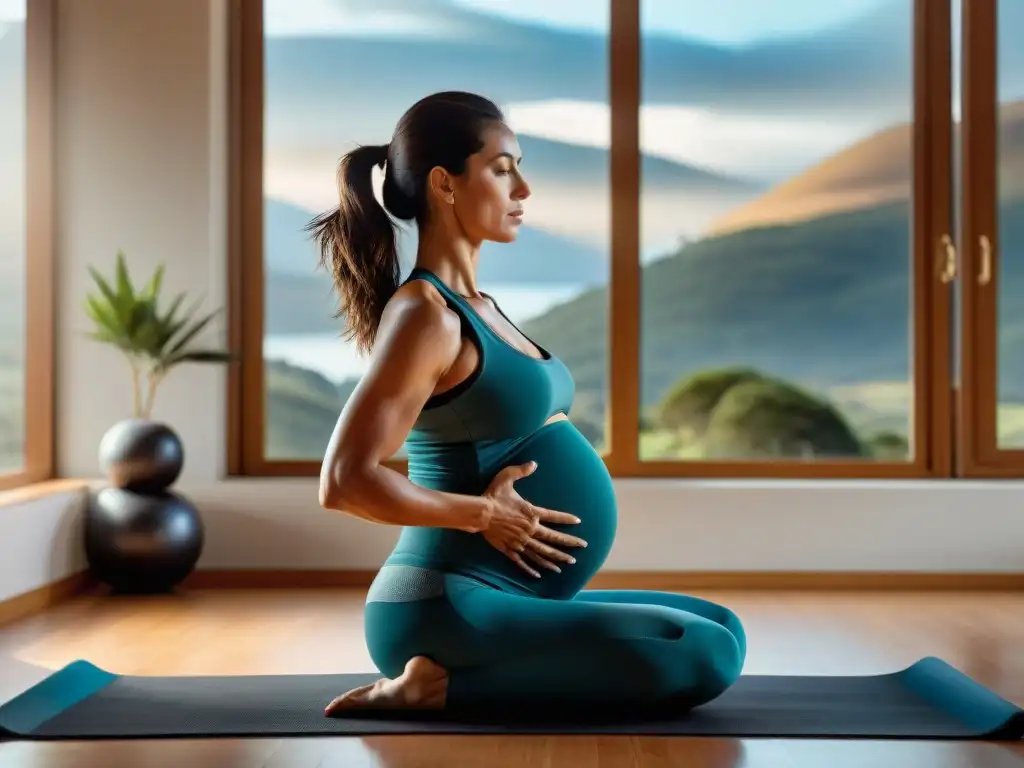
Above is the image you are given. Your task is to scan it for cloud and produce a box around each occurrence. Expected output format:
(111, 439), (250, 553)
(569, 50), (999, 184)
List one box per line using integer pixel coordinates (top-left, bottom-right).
(505, 100), (877, 182)
(267, 0), (547, 42)
(264, 132), (761, 250)
(263, 0), (920, 127)
(0, 0), (24, 24)
(263, 152), (623, 247)
(265, 0), (477, 39)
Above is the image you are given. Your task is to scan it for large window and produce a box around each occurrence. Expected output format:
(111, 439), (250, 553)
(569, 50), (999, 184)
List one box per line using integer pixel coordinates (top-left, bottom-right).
(0, 0), (53, 492)
(232, 0), (1019, 480)
(638, 0), (918, 469)
(235, 0), (610, 473)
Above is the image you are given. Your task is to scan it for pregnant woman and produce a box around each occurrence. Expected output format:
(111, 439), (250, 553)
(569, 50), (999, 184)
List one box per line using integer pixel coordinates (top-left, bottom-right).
(313, 91), (746, 715)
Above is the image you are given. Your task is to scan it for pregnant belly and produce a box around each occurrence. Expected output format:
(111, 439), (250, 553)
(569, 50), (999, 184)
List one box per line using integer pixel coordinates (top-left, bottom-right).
(393, 420), (619, 600)
(471, 419), (618, 599)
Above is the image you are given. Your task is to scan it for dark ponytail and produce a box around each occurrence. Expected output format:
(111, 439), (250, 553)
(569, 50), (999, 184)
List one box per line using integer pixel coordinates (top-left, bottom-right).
(307, 143), (407, 355)
(309, 91), (505, 354)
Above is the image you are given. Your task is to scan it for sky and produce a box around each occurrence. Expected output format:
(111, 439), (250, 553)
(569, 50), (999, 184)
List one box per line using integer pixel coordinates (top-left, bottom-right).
(264, 0), (886, 45)
(461, 0), (880, 44)
(0, 0), (21, 21)
(501, 100), (872, 183)
(265, 0), (467, 38)
(0, 0), (22, 31)
(262, 0), (905, 184)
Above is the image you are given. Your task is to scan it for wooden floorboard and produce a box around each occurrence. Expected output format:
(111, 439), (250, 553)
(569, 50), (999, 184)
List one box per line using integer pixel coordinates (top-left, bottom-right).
(0, 586), (1022, 767)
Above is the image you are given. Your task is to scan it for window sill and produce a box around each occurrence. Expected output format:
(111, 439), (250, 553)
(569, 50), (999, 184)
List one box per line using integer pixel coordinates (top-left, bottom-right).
(0, 478), (95, 510)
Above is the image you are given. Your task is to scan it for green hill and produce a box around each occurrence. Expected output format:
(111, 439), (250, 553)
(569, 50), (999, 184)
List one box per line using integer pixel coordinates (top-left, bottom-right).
(524, 201), (920, 407)
(265, 360), (358, 460)
(517, 199), (1024, 457)
(265, 195), (612, 285)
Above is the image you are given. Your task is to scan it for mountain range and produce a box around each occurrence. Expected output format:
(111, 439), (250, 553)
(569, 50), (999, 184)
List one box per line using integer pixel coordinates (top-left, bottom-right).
(265, 128), (764, 251)
(263, 123), (765, 293)
(525, 198), (1024, 406)
(264, 195), (612, 336)
(711, 101), (1024, 235)
(521, 95), (1024, 402)
(266, 196), (608, 282)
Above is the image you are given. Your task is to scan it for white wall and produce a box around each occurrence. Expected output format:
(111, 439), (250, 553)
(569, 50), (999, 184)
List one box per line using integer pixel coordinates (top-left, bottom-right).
(56, 0), (228, 484)
(0, 487), (86, 602)
(30, 0), (1024, 581)
(187, 478), (1024, 573)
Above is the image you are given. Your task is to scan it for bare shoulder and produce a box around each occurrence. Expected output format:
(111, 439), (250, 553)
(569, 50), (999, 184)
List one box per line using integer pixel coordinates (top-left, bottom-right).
(375, 278), (462, 361)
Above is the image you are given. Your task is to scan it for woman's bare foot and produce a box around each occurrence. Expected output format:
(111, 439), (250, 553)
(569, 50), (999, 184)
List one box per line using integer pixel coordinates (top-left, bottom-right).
(324, 656), (448, 716)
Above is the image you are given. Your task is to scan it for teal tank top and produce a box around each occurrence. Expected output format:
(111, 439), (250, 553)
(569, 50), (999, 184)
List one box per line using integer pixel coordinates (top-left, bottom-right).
(384, 267), (618, 600)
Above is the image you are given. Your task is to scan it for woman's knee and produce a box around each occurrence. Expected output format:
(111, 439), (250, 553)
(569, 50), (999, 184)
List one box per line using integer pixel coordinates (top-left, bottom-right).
(716, 605), (747, 660)
(364, 601), (434, 678)
(680, 594), (747, 661)
(672, 619), (743, 706)
(364, 624), (407, 678)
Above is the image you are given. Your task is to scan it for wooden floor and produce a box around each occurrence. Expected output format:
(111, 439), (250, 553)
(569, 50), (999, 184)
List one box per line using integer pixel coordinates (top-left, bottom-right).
(0, 586), (1022, 767)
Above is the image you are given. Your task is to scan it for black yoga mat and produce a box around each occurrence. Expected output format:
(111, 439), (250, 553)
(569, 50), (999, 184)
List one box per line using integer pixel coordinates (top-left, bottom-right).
(1, 657), (1021, 741)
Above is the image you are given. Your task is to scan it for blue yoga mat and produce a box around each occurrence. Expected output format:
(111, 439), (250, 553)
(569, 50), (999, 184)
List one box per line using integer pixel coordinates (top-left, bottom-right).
(1, 656), (1021, 740)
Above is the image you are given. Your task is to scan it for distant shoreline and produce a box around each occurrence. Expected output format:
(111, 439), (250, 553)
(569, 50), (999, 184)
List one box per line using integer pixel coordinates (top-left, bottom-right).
(265, 281), (588, 384)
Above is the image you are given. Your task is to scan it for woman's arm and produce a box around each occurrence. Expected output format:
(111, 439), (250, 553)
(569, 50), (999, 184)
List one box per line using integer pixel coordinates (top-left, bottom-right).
(318, 284), (493, 533)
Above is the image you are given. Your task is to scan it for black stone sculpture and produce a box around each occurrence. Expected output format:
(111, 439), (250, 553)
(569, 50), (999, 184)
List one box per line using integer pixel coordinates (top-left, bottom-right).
(86, 420), (204, 593)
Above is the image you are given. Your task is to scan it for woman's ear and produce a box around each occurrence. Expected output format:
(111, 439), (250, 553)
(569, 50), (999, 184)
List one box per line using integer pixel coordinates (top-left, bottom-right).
(426, 166), (456, 205)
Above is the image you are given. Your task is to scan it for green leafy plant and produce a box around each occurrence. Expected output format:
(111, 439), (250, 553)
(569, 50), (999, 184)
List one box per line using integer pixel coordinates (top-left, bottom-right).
(84, 250), (234, 419)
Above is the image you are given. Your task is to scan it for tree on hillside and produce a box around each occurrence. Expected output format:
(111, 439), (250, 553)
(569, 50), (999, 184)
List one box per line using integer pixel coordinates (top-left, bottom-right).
(656, 367), (765, 436)
(703, 377), (864, 459)
(864, 430), (909, 460)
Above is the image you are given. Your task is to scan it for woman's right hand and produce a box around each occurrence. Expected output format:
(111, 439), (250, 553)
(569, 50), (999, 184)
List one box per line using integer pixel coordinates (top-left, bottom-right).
(480, 461), (588, 578)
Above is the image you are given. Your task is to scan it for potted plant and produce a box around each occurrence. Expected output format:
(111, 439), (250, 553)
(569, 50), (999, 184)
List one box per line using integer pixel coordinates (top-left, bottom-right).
(85, 250), (233, 422)
(81, 250), (234, 593)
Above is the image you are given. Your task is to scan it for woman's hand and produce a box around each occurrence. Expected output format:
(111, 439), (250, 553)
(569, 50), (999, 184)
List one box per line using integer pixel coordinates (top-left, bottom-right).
(480, 461), (587, 578)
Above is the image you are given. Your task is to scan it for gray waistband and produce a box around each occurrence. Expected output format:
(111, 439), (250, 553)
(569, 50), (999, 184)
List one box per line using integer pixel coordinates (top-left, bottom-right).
(366, 564), (446, 604)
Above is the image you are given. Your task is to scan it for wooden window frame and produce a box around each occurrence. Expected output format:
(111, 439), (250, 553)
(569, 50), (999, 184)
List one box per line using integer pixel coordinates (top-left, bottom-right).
(229, 0), (957, 480)
(0, 0), (55, 493)
(957, 0), (1023, 477)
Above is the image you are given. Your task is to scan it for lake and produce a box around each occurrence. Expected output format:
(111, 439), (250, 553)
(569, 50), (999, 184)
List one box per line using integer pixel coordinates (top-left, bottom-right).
(264, 282), (589, 383)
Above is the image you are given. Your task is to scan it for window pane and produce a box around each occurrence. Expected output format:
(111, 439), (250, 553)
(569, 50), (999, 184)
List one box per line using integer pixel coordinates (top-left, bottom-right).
(638, 0), (915, 463)
(996, 0), (1024, 448)
(262, 0), (610, 461)
(0, 2), (27, 473)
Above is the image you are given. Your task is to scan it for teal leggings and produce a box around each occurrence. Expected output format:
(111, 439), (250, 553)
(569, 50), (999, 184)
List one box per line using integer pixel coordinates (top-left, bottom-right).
(364, 567), (746, 710)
